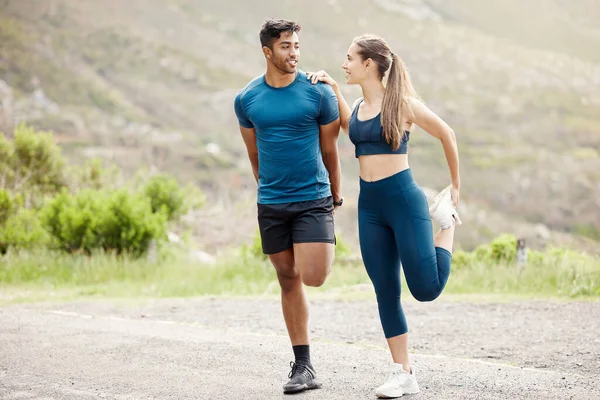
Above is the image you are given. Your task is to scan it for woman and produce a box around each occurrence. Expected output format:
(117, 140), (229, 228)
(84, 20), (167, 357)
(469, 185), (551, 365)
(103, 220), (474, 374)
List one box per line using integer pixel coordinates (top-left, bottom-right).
(307, 34), (461, 398)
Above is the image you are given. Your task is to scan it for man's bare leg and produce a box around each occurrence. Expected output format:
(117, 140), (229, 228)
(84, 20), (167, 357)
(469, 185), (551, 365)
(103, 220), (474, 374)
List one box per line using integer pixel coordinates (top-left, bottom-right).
(273, 242), (334, 394)
(293, 242), (335, 287)
(269, 248), (309, 346)
(269, 243), (334, 346)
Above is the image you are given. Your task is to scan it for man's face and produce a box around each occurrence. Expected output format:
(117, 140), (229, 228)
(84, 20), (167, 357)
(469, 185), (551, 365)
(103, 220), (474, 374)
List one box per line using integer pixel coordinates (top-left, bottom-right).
(265, 31), (299, 74)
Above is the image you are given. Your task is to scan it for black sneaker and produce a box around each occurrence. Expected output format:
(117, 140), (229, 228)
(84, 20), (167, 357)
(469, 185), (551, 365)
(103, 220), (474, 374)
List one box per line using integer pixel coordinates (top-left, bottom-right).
(283, 361), (322, 394)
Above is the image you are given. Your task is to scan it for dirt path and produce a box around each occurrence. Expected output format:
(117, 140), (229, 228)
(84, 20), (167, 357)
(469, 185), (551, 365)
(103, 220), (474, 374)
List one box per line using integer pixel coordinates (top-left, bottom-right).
(1, 297), (599, 399)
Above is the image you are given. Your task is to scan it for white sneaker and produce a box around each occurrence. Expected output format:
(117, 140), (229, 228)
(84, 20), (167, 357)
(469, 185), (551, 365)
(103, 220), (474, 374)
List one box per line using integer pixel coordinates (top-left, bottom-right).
(375, 364), (420, 398)
(429, 185), (462, 229)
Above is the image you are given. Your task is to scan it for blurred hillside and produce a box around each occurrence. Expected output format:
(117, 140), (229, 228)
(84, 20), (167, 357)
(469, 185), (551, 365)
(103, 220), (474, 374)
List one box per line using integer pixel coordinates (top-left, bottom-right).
(1, 0), (599, 253)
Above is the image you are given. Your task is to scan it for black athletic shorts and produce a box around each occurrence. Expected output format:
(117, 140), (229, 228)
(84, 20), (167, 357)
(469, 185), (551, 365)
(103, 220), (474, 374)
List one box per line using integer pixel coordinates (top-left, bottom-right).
(257, 196), (336, 255)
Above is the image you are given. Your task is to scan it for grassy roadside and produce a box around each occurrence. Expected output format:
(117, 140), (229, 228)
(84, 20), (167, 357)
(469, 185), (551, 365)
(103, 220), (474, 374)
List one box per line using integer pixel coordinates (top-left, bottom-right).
(1, 245), (599, 305)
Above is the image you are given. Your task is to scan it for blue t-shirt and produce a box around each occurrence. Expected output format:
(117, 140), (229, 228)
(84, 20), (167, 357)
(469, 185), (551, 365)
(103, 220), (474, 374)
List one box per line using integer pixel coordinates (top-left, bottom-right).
(234, 70), (339, 204)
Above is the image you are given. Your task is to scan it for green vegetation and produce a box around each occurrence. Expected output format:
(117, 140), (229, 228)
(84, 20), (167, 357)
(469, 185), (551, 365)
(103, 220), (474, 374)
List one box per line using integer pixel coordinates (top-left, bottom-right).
(0, 248), (368, 302)
(0, 125), (201, 256)
(41, 188), (167, 256)
(0, 124), (66, 197)
(0, 131), (597, 302)
(1, 232), (598, 304)
(450, 235), (600, 297)
(573, 224), (600, 242)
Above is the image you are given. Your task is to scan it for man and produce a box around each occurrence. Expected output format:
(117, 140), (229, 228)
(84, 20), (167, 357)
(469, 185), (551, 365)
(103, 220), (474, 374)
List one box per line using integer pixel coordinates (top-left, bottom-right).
(234, 18), (342, 394)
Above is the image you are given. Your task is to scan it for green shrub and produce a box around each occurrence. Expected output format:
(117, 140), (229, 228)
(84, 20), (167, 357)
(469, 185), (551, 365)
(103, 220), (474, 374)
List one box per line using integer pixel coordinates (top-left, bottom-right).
(40, 188), (167, 256)
(100, 190), (167, 255)
(0, 208), (49, 254)
(0, 124), (66, 195)
(241, 229), (267, 261)
(0, 189), (46, 254)
(143, 174), (187, 220)
(0, 126), (204, 256)
(335, 234), (352, 259)
(488, 234), (517, 263)
(0, 189), (13, 225)
(41, 189), (99, 253)
(470, 234), (518, 265)
(451, 250), (474, 270)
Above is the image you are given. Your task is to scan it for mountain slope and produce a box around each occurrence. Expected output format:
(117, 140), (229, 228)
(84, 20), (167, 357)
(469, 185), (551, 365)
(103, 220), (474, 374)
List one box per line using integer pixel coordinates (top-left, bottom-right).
(1, 0), (599, 250)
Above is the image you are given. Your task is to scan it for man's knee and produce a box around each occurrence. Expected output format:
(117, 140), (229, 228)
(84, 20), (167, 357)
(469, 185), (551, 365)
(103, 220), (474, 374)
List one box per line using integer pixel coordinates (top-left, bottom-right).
(269, 250), (300, 292)
(275, 265), (301, 292)
(302, 274), (327, 288)
(301, 265), (330, 287)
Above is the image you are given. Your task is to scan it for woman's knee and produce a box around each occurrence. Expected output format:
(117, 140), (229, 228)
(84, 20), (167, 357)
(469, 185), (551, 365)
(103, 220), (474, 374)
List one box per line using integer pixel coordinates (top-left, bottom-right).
(410, 287), (441, 302)
(404, 256), (449, 302)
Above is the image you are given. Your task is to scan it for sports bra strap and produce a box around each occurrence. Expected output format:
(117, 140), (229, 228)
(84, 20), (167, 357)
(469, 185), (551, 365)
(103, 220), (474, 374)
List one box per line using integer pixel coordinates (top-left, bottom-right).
(351, 98), (363, 117)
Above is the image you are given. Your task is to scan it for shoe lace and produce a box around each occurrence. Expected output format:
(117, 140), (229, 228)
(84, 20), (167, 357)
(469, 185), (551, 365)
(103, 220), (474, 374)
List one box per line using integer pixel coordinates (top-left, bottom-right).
(386, 367), (410, 385)
(386, 369), (399, 383)
(288, 361), (313, 380)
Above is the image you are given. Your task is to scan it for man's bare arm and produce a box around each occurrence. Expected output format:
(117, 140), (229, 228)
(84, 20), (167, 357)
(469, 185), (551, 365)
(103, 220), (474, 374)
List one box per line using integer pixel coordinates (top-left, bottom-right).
(319, 118), (342, 203)
(239, 126), (259, 183)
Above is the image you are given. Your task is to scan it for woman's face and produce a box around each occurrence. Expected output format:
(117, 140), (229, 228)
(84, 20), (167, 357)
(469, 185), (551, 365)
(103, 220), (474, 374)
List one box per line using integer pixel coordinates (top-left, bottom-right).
(342, 43), (369, 85)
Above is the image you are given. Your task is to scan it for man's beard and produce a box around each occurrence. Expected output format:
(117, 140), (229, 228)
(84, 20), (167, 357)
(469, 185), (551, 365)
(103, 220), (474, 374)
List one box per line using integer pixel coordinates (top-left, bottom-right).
(274, 57), (298, 74)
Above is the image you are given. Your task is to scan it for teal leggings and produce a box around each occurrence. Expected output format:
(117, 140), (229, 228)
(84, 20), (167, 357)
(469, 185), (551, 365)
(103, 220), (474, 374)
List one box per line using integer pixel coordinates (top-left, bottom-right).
(358, 169), (452, 338)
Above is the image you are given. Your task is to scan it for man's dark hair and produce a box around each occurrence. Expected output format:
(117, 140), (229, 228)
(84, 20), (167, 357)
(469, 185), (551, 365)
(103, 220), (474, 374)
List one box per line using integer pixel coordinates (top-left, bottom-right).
(259, 19), (301, 49)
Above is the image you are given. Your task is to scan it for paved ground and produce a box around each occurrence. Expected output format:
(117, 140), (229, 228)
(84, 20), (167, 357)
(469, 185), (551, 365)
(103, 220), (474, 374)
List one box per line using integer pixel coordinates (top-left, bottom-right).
(1, 297), (599, 399)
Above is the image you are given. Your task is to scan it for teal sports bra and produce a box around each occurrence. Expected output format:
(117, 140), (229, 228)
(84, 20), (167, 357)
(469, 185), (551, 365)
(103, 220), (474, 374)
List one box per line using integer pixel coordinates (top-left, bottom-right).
(348, 99), (409, 158)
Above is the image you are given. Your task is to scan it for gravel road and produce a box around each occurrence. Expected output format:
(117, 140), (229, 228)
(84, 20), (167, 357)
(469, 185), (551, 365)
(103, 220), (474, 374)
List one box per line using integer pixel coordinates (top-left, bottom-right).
(1, 297), (598, 399)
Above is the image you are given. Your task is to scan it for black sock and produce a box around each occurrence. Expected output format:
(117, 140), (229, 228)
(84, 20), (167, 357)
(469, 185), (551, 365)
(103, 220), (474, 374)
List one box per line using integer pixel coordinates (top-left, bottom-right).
(292, 345), (311, 366)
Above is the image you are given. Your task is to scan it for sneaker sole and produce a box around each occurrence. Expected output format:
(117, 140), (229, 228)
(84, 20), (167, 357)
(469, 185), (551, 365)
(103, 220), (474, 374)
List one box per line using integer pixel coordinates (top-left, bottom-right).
(283, 379), (322, 394)
(376, 385), (420, 398)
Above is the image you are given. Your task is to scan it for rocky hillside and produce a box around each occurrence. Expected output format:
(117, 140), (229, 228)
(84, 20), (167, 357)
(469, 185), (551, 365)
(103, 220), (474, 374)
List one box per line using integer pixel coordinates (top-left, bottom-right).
(1, 0), (599, 252)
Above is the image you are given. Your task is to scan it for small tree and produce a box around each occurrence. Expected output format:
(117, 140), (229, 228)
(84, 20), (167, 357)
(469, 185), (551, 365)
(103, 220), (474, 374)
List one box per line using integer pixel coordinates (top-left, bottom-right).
(0, 123), (66, 198)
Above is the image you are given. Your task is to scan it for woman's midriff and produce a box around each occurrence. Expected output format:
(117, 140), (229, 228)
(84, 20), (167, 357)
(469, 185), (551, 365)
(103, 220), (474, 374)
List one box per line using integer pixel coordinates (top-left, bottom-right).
(358, 154), (409, 182)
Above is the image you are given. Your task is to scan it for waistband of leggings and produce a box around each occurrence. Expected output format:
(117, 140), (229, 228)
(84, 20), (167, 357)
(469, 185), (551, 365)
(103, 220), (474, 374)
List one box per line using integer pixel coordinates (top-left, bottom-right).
(359, 168), (414, 190)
